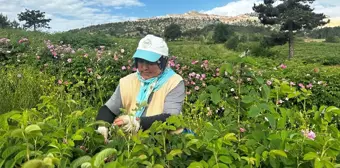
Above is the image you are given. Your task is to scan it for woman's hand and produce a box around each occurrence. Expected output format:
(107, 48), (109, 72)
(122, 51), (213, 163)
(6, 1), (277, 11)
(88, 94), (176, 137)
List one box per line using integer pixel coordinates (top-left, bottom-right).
(113, 115), (141, 134)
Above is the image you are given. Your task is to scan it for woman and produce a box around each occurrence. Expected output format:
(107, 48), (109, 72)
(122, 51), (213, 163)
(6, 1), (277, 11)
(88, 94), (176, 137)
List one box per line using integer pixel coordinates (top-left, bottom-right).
(95, 34), (186, 142)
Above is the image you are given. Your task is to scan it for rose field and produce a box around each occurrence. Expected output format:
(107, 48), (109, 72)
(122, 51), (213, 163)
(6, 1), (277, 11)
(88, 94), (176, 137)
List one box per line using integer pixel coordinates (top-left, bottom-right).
(0, 29), (340, 168)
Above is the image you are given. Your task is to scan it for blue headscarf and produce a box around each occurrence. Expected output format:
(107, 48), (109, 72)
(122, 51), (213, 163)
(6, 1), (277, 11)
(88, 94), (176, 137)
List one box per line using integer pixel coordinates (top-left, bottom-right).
(134, 67), (175, 117)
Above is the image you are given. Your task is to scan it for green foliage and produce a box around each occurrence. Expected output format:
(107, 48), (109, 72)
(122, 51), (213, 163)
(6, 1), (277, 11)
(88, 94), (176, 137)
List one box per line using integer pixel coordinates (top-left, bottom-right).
(18, 9), (52, 31)
(307, 27), (340, 39)
(253, 0), (329, 59)
(0, 13), (19, 29)
(0, 65), (55, 114)
(325, 36), (340, 43)
(53, 31), (115, 49)
(261, 32), (289, 47)
(0, 29), (340, 167)
(213, 23), (231, 43)
(164, 24), (182, 41)
(225, 35), (240, 50)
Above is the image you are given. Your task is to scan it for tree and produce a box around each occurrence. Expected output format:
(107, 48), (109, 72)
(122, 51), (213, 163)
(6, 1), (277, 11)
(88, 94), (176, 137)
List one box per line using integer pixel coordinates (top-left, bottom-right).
(164, 24), (181, 41)
(0, 13), (11, 28)
(0, 13), (21, 29)
(18, 9), (51, 31)
(212, 23), (231, 43)
(10, 20), (20, 29)
(253, 0), (329, 59)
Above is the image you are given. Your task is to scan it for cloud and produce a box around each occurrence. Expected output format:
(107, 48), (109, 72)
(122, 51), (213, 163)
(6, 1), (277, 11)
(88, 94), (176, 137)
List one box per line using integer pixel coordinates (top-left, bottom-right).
(202, 0), (340, 18)
(0, 0), (143, 33)
(202, 0), (261, 17)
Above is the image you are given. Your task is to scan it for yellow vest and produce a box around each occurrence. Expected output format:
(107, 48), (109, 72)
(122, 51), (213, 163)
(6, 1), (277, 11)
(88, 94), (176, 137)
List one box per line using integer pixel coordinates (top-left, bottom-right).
(119, 72), (183, 117)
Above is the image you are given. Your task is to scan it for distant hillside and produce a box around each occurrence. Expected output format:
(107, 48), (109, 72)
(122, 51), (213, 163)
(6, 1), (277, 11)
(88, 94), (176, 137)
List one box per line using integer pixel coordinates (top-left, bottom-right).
(67, 11), (340, 38)
(68, 11), (260, 37)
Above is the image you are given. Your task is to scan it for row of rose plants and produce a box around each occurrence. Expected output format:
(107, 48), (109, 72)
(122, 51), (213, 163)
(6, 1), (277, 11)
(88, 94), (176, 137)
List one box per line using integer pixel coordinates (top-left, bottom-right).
(1, 35), (339, 108)
(0, 51), (339, 167)
(0, 35), (340, 167)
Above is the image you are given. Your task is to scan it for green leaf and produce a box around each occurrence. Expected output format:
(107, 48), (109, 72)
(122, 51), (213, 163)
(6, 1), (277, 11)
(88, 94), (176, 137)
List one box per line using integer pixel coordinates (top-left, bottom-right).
(207, 85), (218, 93)
(258, 103), (270, 111)
(252, 130), (265, 142)
(256, 77), (264, 84)
(132, 144), (145, 153)
(220, 63), (233, 74)
(22, 159), (46, 168)
(262, 151), (269, 161)
(230, 152), (240, 161)
(14, 150), (27, 162)
(269, 150), (287, 158)
(188, 161), (204, 168)
(72, 134), (83, 141)
(211, 91), (221, 105)
(315, 158), (323, 168)
(223, 133), (237, 145)
(212, 163), (229, 168)
(25, 125), (41, 134)
(265, 114), (276, 129)
(326, 106), (339, 113)
(242, 96), (255, 104)
(1, 146), (23, 159)
(81, 162), (92, 168)
(280, 83), (292, 93)
(93, 148), (117, 167)
(255, 153), (261, 167)
(248, 105), (261, 118)
(186, 139), (199, 148)
(154, 147), (161, 156)
(303, 152), (318, 160)
(0, 159), (4, 168)
(219, 156), (232, 164)
(71, 155), (91, 168)
(132, 134), (141, 144)
(262, 84), (271, 101)
(153, 164), (164, 168)
(323, 160), (335, 168)
(11, 128), (24, 138)
(166, 149), (182, 160)
(241, 156), (256, 165)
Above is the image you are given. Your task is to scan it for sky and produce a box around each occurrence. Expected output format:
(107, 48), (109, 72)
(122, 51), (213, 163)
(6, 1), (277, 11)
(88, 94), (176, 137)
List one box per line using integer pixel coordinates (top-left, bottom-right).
(1, 0), (340, 33)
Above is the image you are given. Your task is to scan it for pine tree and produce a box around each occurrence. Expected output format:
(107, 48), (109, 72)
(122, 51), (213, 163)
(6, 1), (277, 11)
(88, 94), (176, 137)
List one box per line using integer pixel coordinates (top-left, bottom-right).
(253, 0), (329, 59)
(18, 9), (51, 31)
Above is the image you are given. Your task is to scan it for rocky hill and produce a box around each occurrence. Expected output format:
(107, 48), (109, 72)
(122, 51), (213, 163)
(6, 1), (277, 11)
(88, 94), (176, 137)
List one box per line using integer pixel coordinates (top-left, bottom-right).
(68, 11), (339, 37)
(68, 11), (260, 37)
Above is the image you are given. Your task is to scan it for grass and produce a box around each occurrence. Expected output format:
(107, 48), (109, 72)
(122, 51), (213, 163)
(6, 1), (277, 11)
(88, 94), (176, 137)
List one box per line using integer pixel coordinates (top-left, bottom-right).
(272, 40), (340, 63)
(0, 65), (56, 114)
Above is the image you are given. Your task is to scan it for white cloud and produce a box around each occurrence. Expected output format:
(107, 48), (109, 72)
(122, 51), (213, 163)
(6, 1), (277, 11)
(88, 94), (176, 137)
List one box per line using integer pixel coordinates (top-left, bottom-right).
(0, 0), (143, 33)
(202, 0), (261, 17)
(203, 0), (340, 18)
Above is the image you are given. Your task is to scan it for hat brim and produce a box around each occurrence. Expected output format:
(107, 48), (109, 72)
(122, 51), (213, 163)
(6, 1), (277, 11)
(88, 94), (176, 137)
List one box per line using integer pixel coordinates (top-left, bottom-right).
(132, 49), (161, 62)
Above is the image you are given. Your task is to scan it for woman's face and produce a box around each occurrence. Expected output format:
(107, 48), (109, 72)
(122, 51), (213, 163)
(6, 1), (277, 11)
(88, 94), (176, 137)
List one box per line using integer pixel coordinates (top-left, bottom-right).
(136, 59), (161, 79)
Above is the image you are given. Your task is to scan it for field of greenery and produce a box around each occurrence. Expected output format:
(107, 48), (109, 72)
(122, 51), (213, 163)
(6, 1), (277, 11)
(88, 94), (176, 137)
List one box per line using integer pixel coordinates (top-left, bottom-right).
(1, 28), (340, 168)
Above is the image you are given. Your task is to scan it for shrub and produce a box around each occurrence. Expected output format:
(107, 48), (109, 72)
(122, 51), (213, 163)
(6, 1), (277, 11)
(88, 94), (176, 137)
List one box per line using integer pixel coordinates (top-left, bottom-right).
(325, 36), (339, 43)
(164, 24), (182, 41)
(213, 23), (231, 43)
(225, 35), (240, 50)
(54, 32), (114, 49)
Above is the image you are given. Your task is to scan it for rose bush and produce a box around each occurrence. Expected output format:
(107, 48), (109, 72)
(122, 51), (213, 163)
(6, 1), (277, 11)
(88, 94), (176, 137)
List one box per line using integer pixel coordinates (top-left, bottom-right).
(0, 31), (339, 167)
